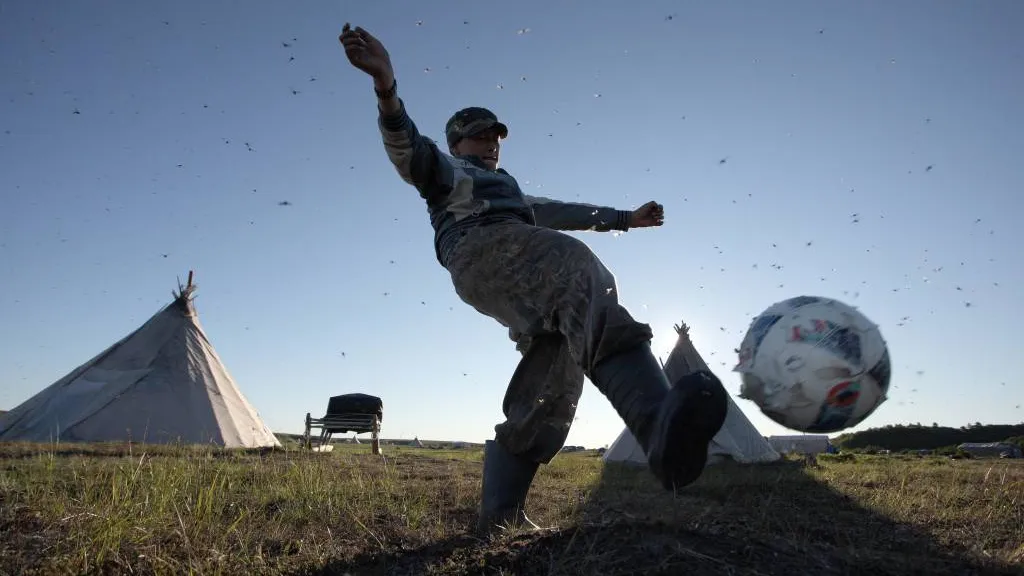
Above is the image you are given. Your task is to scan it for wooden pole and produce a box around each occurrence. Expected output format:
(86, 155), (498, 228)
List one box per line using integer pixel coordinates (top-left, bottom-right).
(662, 321), (711, 383)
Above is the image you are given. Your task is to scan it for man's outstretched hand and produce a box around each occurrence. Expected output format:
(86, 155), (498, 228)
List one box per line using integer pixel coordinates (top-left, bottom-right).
(630, 201), (665, 228)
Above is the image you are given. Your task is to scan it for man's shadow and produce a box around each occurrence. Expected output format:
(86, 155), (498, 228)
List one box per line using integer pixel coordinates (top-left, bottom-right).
(310, 455), (1018, 576)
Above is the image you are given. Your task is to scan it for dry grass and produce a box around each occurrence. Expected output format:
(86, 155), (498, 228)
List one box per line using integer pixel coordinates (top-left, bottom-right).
(0, 442), (1021, 575)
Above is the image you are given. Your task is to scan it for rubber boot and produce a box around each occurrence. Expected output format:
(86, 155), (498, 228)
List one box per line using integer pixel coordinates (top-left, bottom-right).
(476, 439), (543, 535)
(590, 343), (728, 491)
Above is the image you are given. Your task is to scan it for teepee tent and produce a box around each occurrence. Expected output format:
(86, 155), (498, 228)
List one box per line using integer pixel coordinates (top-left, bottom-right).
(603, 322), (780, 466)
(0, 273), (280, 448)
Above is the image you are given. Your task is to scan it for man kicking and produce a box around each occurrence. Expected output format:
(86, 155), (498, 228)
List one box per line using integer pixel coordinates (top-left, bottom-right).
(339, 23), (729, 534)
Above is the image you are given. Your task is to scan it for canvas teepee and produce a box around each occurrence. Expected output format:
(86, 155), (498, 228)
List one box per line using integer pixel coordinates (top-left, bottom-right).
(603, 321), (779, 466)
(0, 273), (280, 448)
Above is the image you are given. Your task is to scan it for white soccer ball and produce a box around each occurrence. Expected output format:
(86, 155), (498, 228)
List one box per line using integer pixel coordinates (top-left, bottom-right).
(734, 295), (891, 433)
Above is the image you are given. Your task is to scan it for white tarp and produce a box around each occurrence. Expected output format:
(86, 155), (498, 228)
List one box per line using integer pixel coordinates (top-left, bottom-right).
(603, 325), (780, 467)
(604, 395), (782, 466)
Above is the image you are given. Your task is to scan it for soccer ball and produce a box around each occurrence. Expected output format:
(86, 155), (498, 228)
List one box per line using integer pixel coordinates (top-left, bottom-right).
(734, 295), (891, 433)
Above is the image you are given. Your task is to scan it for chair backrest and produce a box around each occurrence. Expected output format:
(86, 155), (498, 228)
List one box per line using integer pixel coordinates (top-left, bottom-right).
(325, 393), (383, 421)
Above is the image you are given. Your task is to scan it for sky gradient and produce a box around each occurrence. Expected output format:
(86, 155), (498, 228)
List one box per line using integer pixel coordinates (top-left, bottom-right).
(2, 1), (1022, 448)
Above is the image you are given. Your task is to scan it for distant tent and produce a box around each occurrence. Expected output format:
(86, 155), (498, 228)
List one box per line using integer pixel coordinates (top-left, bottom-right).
(411, 436), (424, 448)
(603, 322), (780, 467)
(957, 442), (1022, 459)
(0, 273), (280, 448)
(767, 435), (832, 455)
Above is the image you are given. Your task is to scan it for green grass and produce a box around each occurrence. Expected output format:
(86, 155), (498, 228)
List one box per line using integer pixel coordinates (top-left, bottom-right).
(1, 442), (1021, 575)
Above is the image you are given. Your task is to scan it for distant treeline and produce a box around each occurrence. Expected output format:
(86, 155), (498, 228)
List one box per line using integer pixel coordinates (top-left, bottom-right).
(833, 422), (1024, 451)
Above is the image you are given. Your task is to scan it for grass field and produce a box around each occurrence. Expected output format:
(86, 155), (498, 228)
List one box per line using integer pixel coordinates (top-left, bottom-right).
(1, 441), (1021, 575)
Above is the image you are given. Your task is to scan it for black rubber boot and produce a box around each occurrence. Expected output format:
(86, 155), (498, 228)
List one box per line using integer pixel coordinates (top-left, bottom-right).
(476, 439), (543, 535)
(591, 344), (729, 491)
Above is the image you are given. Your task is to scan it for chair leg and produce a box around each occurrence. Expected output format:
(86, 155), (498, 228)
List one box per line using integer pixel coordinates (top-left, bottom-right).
(371, 417), (382, 456)
(303, 413), (311, 450)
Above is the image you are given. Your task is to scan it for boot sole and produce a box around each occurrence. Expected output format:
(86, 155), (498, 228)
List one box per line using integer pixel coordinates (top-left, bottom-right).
(648, 371), (729, 491)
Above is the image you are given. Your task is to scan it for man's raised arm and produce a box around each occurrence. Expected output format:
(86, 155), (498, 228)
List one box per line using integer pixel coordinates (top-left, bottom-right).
(340, 24), (448, 195)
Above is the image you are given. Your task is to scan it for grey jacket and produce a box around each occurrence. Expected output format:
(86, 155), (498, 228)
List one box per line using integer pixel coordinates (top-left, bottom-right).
(378, 99), (632, 267)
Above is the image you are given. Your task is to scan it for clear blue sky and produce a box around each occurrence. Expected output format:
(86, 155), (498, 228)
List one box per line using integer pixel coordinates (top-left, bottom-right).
(2, 1), (1022, 448)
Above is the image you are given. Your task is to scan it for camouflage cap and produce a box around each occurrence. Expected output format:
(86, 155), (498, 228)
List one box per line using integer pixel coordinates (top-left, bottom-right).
(445, 107), (508, 148)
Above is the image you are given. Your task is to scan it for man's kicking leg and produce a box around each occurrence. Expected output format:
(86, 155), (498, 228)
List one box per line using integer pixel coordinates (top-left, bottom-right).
(447, 220), (728, 494)
(590, 343), (729, 490)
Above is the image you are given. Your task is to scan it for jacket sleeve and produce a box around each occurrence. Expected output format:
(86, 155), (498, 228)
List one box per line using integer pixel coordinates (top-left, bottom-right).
(378, 99), (453, 198)
(523, 194), (632, 232)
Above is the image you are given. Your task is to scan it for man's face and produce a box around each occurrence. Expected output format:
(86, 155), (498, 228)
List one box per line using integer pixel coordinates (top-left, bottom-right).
(452, 128), (502, 170)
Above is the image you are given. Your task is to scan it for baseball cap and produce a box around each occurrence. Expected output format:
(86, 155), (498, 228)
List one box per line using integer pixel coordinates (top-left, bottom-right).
(445, 107), (508, 148)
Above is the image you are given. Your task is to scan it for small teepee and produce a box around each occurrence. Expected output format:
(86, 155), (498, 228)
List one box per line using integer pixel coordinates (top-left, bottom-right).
(603, 321), (780, 466)
(0, 272), (280, 448)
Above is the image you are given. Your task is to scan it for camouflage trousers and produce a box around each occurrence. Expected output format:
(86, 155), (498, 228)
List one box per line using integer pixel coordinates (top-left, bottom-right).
(446, 220), (654, 464)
